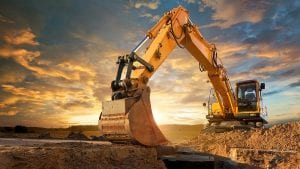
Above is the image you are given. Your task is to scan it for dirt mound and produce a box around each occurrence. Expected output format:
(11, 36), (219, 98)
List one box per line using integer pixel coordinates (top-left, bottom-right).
(0, 142), (165, 169)
(184, 122), (299, 155)
(90, 135), (106, 141)
(66, 132), (89, 140)
(38, 132), (52, 139)
(182, 122), (300, 168)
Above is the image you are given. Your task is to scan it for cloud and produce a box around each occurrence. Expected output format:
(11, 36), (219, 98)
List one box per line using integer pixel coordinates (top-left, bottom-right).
(0, 47), (73, 80)
(169, 58), (193, 71)
(56, 62), (96, 81)
(1, 84), (40, 97)
(212, 34), (300, 84)
(0, 0), (299, 127)
(0, 14), (14, 23)
(269, 112), (300, 124)
(0, 82), (101, 121)
(288, 80), (300, 88)
(0, 46), (97, 82)
(0, 0), (154, 127)
(140, 13), (160, 22)
(0, 26), (101, 126)
(58, 62), (95, 77)
(0, 110), (17, 116)
(0, 96), (19, 109)
(263, 79), (300, 96)
(60, 100), (92, 110)
(0, 47), (40, 60)
(201, 0), (267, 29)
(133, 0), (160, 10)
(183, 0), (196, 4)
(0, 28), (79, 81)
(264, 89), (283, 96)
(146, 49), (213, 124)
(3, 28), (39, 46)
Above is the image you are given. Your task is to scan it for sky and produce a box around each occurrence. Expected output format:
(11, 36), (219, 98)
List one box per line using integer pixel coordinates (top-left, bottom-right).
(0, 0), (299, 127)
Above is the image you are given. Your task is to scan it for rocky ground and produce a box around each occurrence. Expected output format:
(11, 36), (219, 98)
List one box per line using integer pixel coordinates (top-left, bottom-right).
(0, 122), (299, 169)
(181, 122), (300, 168)
(0, 142), (165, 169)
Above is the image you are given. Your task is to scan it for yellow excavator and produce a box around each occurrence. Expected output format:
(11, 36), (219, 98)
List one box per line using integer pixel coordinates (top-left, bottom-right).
(98, 6), (267, 146)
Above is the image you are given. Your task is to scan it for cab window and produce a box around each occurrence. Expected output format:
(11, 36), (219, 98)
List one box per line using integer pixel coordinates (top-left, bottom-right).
(237, 83), (257, 112)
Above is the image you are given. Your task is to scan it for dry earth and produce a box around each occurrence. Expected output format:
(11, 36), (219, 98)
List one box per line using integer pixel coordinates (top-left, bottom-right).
(182, 122), (300, 168)
(0, 142), (165, 169)
(0, 122), (299, 169)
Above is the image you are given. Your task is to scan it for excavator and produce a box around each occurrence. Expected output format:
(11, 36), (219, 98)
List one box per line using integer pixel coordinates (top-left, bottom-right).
(98, 6), (268, 146)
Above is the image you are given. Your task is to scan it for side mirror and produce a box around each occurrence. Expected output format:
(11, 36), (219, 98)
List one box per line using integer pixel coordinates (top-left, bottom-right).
(203, 103), (207, 107)
(260, 83), (265, 90)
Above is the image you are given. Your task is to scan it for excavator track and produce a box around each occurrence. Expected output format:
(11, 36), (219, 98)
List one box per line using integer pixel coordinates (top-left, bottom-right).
(204, 120), (264, 133)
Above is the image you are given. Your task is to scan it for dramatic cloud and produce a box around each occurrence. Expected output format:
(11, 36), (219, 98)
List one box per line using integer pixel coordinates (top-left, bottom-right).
(0, 0), (299, 127)
(0, 111), (17, 116)
(0, 28), (98, 82)
(288, 80), (300, 88)
(4, 28), (39, 46)
(264, 89), (283, 96)
(0, 96), (19, 109)
(0, 13), (14, 23)
(133, 0), (160, 10)
(184, 0), (196, 4)
(0, 19), (101, 126)
(201, 0), (268, 28)
(140, 13), (161, 22)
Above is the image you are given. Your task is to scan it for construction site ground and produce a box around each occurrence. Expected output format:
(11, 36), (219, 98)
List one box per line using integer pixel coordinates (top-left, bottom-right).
(0, 122), (299, 169)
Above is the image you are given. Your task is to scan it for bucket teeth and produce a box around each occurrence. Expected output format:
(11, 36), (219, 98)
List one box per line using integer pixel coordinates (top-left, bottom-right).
(100, 113), (128, 135)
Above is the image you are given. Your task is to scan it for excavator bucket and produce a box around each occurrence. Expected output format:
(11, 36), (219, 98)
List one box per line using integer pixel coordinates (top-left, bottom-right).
(99, 87), (168, 146)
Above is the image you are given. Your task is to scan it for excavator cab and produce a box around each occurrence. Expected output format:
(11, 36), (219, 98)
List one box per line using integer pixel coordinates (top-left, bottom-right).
(206, 80), (267, 130)
(236, 80), (260, 112)
(235, 80), (267, 122)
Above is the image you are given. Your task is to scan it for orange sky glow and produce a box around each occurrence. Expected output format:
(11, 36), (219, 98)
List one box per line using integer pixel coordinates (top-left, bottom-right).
(0, 0), (300, 127)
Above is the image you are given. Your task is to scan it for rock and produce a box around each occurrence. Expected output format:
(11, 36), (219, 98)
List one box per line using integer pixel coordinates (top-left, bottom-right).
(181, 122), (300, 168)
(90, 135), (106, 141)
(66, 132), (89, 140)
(38, 132), (52, 139)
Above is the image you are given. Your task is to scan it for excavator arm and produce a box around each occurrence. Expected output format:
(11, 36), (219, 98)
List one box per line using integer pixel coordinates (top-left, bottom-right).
(99, 6), (237, 146)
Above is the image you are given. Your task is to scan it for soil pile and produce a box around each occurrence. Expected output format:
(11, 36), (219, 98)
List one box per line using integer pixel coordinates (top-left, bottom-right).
(184, 122), (299, 155)
(182, 122), (300, 168)
(38, 132), (53, 139)
(0, 142), (165, 169)
(67, 132), (89, 140)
